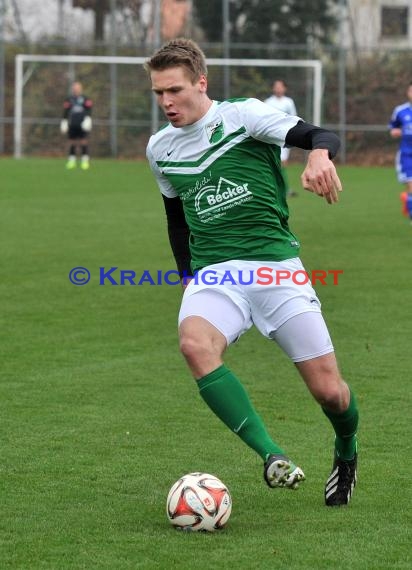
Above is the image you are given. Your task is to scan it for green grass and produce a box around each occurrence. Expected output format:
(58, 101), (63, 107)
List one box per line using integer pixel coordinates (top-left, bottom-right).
(0, 158), (410, 569)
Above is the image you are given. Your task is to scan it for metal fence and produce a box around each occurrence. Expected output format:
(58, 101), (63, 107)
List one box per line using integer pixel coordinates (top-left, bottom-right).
(1, 2), (411, 164)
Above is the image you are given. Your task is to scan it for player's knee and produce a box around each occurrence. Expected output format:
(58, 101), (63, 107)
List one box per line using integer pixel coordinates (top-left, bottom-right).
(179, 335), (214, 365)
(315, 381), (349, 412)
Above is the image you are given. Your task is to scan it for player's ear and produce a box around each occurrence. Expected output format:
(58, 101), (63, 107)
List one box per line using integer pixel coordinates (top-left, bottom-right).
(198, 74), (208, 93)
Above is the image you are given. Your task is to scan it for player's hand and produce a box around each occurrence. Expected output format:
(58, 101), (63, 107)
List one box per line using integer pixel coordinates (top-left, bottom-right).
(390, 128), (402, 139)
(301, 149), (342, 205)
(60, 119), (68, 134)
(181, 276), (193, 290)
(81, 116), (92, 132)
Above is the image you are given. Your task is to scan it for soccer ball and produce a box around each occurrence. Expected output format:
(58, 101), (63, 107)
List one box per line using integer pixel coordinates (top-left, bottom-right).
(166, 472), (232, 532)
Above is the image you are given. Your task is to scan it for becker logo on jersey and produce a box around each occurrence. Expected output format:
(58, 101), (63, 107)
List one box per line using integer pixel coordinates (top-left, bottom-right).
(194, 176), (253, 223)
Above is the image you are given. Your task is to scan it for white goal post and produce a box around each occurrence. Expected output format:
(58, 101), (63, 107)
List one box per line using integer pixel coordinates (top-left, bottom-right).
(14, 53), (322, 159)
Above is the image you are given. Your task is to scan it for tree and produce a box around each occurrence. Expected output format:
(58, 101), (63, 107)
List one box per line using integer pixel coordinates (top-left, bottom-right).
(193, 0), (339, 48)
(72, 0), (109, 40)
(72, 0), (141, 42)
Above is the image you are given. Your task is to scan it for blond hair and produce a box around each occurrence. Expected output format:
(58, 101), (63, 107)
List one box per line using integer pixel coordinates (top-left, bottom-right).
(144, 38), (207, 84)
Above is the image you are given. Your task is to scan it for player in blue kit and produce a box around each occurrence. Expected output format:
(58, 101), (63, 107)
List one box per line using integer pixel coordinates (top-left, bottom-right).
(389, 82), (412, 221)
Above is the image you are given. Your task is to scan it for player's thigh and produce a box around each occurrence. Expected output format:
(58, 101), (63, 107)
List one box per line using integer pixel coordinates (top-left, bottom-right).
(178, 288), (252, 346)
(248, 258), (321, 337)
(397, 151), (412, 182)
(271, 311), (334, 362)
(274, 313), (346, 405)
(68, 126), (83, 140)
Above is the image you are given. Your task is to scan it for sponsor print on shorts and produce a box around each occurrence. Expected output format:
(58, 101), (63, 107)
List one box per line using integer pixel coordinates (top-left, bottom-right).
(194, 176), (253, 223)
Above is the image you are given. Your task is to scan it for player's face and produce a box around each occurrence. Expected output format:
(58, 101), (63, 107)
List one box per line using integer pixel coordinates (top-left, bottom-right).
(151, 67), (209, 127)
(72, 82), (82, 96)
(407, 85), (412, 102)
(273, 81), (286, 97)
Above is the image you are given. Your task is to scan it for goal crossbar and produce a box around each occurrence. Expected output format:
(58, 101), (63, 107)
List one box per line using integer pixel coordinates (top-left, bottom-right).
(14, 54), (322, 158)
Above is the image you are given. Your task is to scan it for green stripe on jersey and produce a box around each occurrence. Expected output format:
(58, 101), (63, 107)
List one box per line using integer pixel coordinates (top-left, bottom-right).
(156, 127), (246, 169)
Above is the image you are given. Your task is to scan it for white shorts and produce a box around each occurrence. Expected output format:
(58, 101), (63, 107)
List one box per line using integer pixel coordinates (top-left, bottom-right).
(178, 258), (334, 362)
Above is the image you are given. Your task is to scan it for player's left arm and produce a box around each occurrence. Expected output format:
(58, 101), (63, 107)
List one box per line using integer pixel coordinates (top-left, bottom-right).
(81, 98), (93, 131)
(84, 97), (93, 116)
(285, 121), (342, 204)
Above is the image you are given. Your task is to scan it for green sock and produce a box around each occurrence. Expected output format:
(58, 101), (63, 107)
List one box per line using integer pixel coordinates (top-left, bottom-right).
(198, 364), (285, 461)
(322, 389), (359, 460)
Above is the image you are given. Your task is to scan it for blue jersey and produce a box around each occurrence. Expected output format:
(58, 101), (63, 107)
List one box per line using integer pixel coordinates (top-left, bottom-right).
(389, 102), (412, 154)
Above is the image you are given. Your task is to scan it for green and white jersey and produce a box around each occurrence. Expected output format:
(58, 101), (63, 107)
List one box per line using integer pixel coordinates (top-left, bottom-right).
(146, 98), (301, 272)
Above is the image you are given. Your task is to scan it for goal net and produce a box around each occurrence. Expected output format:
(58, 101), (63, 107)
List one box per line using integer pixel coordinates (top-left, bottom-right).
(14, 54), (322, 159)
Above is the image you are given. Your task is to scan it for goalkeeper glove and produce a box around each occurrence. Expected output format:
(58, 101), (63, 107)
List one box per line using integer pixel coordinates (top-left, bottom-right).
(60, 119), (68, 134)
(81, 116), (92, 132)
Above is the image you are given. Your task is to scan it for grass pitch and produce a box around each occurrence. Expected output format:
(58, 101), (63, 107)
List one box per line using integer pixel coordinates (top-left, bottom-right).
(1, 158), (410, 569)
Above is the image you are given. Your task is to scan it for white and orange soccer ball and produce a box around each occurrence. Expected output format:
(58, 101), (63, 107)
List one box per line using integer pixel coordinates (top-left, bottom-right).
(166, 472), (232, 532)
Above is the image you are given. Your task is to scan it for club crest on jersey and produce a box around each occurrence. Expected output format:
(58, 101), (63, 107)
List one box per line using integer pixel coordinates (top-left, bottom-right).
(206, 118), (224, 144)
(194, 176), (253, 223)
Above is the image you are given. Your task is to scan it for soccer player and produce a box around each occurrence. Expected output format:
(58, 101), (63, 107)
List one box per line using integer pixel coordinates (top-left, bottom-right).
(389, 82), (412, 221)
(145, 38), (359, 506)
(265, 79), (298, 196)
(60, 81), (93, 170)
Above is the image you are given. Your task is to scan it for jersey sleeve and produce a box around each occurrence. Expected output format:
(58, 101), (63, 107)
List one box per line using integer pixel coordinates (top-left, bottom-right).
(146, 143), (178, 198)
(389, 107), (401, 129)
(240, 98), (301, 147)
(288, 98), (297, 116)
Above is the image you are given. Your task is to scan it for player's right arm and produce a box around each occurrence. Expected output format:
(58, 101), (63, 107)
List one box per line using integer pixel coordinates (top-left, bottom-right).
(146, 144), (193, 286)
(389, 108), (402, 138)
(162, 195), (192, 286)
(62, 98), (71, 119)
(60, 98), (71, 134)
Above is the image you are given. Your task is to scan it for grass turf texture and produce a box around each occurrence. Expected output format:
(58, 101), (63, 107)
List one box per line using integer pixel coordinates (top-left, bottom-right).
(1, 158), (410, 569)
